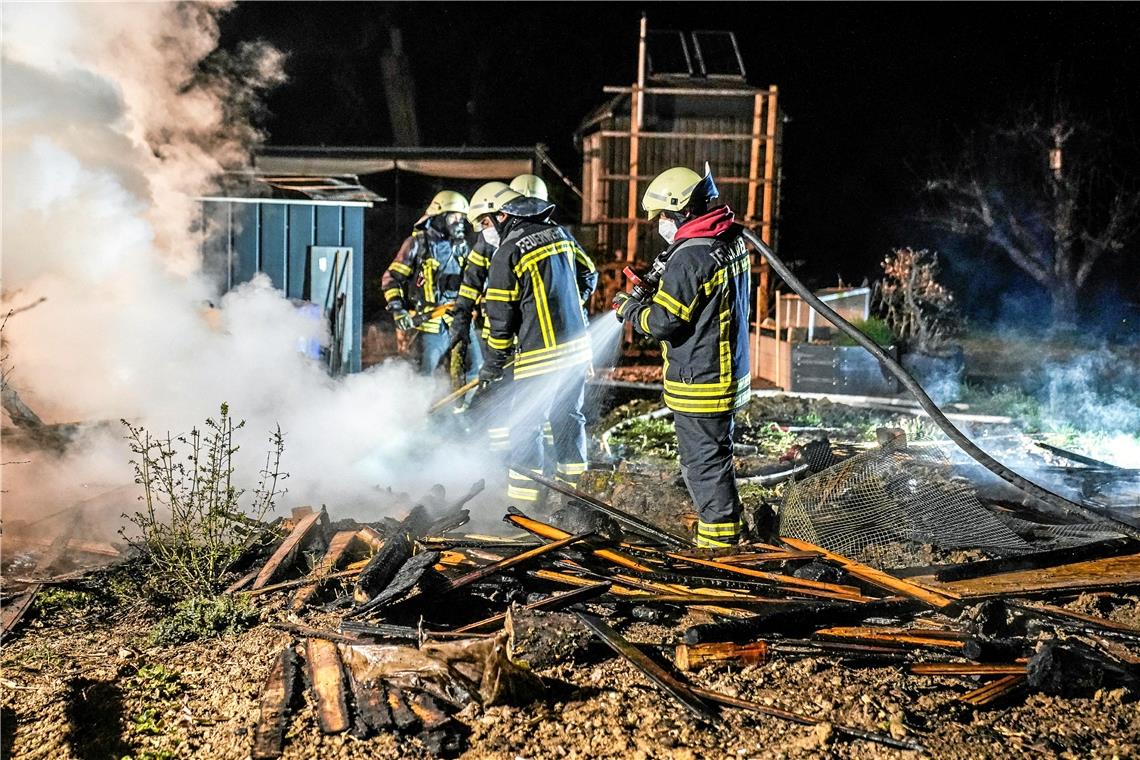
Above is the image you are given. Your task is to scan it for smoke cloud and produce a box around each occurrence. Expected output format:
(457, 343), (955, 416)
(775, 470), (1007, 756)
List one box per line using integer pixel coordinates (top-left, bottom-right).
(0, 3), (499, 534)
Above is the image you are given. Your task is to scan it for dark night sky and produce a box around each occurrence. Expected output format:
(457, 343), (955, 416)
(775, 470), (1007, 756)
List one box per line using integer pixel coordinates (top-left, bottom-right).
(219, 2), (1140, 332)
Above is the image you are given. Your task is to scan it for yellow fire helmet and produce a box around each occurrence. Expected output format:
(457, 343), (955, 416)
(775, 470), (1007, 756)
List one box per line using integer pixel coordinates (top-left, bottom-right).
(423, 190), (469, 218)
(641, 165), (719, 220)
(467, 182), (522, 225)
(509, 173), (549, 201)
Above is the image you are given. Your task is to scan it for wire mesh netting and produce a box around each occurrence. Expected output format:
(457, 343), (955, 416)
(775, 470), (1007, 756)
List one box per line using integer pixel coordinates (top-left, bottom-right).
(779, 438), (1034, 563)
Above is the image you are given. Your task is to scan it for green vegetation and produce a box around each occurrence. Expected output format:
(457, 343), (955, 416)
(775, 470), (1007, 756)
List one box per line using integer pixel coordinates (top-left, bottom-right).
(831, 317), (895, 348)
(607, 416), (677, 459)
(127, 664), (184, 701)
(958, 384), (1043, 430)
(36, 588), (94, 615)
(123, 664), (186, 756)
(741, 421), (799, 457)
(149, 594), (260, 646)
(121, 403), (286, 598)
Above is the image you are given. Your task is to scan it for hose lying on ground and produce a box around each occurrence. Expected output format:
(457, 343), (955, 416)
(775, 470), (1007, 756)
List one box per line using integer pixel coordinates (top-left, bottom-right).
(740, 228), (1140, 540)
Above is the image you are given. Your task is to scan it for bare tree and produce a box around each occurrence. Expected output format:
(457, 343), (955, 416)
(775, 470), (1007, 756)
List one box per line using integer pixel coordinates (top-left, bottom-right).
(923, 105), (1140, 328)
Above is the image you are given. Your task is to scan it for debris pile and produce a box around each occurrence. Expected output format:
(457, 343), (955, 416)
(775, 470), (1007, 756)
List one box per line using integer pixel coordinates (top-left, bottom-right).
(4, 406), (1139, 758)
(180, 469), (1138, 757)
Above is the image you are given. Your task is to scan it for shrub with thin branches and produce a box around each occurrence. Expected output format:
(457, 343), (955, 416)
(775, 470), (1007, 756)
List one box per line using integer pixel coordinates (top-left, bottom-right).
(875, 248), (959, 354)
(121, 403), (286, 597)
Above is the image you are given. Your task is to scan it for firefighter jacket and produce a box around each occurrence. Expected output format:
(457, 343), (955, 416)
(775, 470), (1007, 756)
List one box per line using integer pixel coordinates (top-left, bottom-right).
(484, 220), (598, 379)
(381, 225), (470, 333)
(450, 234), (495, 338)
(621, 207), (752, 416)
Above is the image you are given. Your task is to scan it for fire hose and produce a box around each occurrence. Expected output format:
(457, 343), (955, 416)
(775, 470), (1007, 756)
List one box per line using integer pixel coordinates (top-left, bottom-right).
(735, 228), (1140, 540)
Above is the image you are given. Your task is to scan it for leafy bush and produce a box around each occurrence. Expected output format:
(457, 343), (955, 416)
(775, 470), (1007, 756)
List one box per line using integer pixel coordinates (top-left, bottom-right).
(121, 403), (286, 597)
(148, 594), (260, 645)
(831, 317), (895, 348)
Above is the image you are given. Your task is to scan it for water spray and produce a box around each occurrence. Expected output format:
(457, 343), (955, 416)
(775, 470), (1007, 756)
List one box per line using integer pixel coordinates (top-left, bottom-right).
(738, 228), (1140, 539)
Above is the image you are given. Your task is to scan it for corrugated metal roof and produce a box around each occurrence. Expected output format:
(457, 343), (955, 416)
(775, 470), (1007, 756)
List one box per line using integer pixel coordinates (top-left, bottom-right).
(210, 171), (385, 204)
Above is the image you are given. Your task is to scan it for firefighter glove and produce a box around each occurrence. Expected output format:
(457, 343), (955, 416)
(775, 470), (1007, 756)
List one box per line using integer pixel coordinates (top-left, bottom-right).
(612, 291), (636, 322)
(393, 309), (415, 331)
(478, 362), (504, 391)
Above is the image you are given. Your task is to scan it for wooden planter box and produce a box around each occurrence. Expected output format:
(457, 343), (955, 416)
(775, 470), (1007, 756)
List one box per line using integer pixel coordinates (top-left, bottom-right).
(790, 344), (899, 396)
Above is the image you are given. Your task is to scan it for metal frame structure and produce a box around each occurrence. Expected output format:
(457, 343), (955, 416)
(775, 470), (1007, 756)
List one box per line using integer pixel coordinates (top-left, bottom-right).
(576, 17), (784, 374)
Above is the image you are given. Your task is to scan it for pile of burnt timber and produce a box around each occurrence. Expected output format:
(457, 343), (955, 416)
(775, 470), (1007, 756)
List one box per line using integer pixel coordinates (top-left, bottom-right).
(1, 505), (124, 639)
(217, 478), (1140, 758)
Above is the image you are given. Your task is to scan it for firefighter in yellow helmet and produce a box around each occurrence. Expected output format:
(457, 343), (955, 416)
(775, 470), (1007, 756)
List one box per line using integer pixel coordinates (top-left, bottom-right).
(382, 190), (481, 376)
(480, 192), (598, 505)
(509, 174), (548, 201)
(612, 166), (752, 547)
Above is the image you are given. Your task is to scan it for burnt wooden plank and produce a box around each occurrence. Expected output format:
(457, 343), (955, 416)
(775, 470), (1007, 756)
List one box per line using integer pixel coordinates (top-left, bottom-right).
(1, 512), (81, 637)
(251, 647), (300, 759)
(676, 641), (770, 671)
(910, 663), (1027, 676)
(346, 672), (391, 737)
(304, 638), (350, 734)
(664, 552), (868, 602)
(292, 530), (363, 609)
(781, 537), (956, 608)
(252, 507), (330, 590)
(931, 538), (1139, 582)
(928, 552), (1140, 598)
(442, 532), (593, 593)
(960, 674), (1026, 706)
(352, 532), (413, 604)
(385, 685), (419, 732)
(355, 526), (384, 551)
(452, 582), (612, 634)
(505, 512), (654, 573)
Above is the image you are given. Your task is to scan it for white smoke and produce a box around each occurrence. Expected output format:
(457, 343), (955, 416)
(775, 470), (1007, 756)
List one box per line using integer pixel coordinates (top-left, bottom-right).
(0, 3), (497, 532)
(1035, 348), (1140, 469)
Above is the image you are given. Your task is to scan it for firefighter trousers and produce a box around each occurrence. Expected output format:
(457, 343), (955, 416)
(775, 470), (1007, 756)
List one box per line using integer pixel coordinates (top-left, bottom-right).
(673, 412), (742, 547)
(506, 370), (588, 505)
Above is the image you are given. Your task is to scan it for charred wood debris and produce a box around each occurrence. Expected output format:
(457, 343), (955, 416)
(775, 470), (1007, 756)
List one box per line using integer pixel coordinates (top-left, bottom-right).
(4, 447), (1140, 758)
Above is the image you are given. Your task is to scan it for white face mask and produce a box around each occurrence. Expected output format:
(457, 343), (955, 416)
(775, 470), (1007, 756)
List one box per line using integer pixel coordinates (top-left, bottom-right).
(658, 217), (678, 244)
(482, 226), (500, 248)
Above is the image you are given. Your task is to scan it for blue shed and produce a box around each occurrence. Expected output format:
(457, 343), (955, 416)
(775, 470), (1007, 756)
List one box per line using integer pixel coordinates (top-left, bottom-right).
(198, 174), (384, 374)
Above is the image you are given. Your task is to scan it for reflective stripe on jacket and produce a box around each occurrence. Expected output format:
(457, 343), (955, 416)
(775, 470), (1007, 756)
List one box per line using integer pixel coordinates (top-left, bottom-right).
(629, 232), (751, 415)
(381, 227), (469, 333)
(484, 221), (598, 379)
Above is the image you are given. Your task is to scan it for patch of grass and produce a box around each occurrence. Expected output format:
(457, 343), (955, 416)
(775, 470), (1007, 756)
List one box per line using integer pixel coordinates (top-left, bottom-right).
(959, 383), (1043, 429)
(607, 416), (678, 459)
(127, 664), (184, 701)
(741, 422), (799, 457)
(895, 416), (945, 442)
(130, 707), (164, 737)
(36, 588), (94, 615)
(792, 410), (824, 427)
(831, 316), (896, 348)
(148, 594), (259, 646)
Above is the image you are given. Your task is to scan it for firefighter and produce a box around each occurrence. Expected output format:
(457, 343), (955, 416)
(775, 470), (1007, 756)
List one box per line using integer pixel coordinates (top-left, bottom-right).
(509, 173), (549, 201)
(480, 193), (598, 504)
(382, 190), (482, 378)
(611, 166), (752, 548)
(448, 181), (517, 432)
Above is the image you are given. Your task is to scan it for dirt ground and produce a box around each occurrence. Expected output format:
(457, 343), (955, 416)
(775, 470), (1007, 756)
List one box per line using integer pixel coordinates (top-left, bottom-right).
(3, 394), (1138, 759)
(3, 590), (1139, 760)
